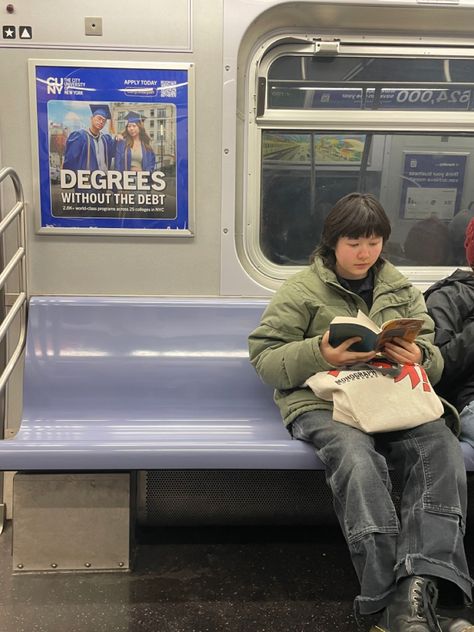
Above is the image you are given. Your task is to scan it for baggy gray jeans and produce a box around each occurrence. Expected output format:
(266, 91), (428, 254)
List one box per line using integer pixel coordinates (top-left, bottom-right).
(291, 410), (473, 615)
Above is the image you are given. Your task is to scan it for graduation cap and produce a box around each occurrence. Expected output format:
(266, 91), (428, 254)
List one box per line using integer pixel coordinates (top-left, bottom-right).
(89, 104), (111, 119)
(124, 111), (145, 124)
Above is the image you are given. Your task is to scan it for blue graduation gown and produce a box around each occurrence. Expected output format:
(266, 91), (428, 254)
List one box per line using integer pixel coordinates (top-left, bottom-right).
(63, 130), (116, 171)
(114, 140), (156, 172)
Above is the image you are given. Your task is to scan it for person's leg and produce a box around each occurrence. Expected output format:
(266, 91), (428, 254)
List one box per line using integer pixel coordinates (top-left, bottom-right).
(386, 419), (472, 603)
(366, 419), (472, 632)
(291, 410), (399, 615)
(459, 402), (474, 449)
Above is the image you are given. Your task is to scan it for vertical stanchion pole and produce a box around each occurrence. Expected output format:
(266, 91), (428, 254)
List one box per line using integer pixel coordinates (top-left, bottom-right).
(0, 176), (6, 534)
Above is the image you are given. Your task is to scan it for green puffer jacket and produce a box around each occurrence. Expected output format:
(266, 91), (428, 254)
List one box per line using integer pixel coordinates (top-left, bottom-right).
(248, 257), (444, 427)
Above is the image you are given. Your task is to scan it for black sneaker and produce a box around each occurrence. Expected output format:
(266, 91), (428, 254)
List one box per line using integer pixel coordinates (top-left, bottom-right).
(370, 576), (441, 632)
(438, 619), (474, 632)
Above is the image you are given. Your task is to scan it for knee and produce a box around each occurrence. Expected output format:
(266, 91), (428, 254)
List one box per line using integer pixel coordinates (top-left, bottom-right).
(332, 450), (390, 493)
(439, 429), (466, 474)
(419, 422), (465, 464)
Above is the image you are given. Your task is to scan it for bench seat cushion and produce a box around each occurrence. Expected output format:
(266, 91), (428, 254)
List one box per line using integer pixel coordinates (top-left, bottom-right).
(0, 297), (321, 470)
(1, 296), (472, 472)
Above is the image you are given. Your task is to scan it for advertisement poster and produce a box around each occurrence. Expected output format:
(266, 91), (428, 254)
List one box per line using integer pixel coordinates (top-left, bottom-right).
(262, 133), (311, 163)
(314, 135), (365, 164)
(400, 152), (467, 220)
(261, 133), (366, 164)
(29, 60), (194, 235)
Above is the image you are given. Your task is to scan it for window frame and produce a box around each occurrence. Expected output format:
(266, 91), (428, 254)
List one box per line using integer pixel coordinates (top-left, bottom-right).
(245, 35), (474, 284)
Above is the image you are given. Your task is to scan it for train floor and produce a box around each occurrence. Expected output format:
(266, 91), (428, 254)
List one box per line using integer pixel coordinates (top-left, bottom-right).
(0, 520), (474, 632)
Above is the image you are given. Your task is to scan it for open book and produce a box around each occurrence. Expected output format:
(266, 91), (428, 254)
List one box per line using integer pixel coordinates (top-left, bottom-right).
(328, 310), (424, 353)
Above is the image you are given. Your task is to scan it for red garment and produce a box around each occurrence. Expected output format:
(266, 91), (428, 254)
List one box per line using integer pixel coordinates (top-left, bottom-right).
(465, 218), (474, 266)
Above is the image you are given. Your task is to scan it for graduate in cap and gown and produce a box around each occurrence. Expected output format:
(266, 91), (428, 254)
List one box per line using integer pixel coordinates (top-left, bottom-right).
(63, 104), (116, 172)
(114, 111), (156, 172)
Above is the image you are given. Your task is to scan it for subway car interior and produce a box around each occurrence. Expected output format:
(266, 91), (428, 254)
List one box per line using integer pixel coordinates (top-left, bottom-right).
(2, 0), (474, 630)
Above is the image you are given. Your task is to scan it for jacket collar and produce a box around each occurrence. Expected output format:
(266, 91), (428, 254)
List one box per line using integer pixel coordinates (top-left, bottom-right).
(311, 256), (410, 293)
(424, 268), (474, 298)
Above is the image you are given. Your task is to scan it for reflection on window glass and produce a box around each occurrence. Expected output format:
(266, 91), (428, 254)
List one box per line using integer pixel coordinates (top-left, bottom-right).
(261, 131), (474, 266)
(261, 171), (314, 265)
(314, 135), (365, 164)
(263, 133), (312, 163)
(267, 56), (474, 111)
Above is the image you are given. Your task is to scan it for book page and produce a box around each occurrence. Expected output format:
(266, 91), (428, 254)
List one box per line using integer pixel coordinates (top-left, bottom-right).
(378, 318), (424, 347)
(330, 310), (381, 334)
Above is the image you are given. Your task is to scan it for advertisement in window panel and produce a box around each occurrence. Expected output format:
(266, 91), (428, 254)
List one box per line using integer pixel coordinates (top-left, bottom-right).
(400, 152), (467, 220)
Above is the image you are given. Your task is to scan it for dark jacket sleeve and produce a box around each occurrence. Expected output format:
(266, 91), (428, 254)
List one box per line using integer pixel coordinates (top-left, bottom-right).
(62, 131), (85, 170)
(143, 146), (156, 171)
(426, 287), (474, 386)
(103, 134), (116, 169)
(115, 140), (126, 171)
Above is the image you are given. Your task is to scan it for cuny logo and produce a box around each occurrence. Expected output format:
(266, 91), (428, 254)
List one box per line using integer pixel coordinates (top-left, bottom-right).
(46, 77), (63, 95)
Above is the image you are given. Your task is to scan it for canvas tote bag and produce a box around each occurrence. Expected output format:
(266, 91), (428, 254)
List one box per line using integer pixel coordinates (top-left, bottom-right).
(304, 360), (444, 433)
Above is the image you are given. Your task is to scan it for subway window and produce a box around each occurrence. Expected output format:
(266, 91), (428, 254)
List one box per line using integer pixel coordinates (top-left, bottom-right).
(246, 41), (474, 279)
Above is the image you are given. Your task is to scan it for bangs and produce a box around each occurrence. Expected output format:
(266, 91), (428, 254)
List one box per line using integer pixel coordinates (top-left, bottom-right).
(339, 207), (390, 241)
(311, 192), (392, 266)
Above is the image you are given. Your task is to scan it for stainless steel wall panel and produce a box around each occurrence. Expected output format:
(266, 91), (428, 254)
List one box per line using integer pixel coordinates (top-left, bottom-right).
(13, 473), (130, 572)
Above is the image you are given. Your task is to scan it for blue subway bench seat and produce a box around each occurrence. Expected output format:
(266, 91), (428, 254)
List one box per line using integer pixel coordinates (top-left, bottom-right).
(0, 296), (473, 473)
(0, 297), (322, 472)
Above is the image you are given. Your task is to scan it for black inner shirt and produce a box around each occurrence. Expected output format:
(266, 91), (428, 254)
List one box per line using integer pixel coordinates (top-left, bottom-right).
(336, 268), (374, 310)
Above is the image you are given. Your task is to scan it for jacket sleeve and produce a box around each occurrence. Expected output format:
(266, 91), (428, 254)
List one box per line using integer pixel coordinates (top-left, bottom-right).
(62, 131), (84, 170)
(104, 134), (116, 169)
(426, 287), (474, 386)
(248, 283), (334, 390)
(114, 140), (125, 171)
(143, 147), (156, 171)
(405, 287), (444, 386)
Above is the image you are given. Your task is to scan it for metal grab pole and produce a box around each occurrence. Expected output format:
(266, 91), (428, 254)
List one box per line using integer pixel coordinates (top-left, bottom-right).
(0, 167), (26, 535)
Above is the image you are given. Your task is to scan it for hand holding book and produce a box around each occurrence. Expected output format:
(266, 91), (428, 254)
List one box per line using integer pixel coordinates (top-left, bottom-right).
(328, 310), (424, 353)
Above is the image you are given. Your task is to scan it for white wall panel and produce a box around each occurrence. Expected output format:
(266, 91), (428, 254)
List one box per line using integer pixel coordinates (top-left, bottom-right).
(0, 0), (223, 296)
(0, 0), (192, 52)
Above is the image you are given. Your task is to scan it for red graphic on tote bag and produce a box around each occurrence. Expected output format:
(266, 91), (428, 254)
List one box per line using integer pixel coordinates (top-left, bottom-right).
(394, 364), (432, 392)
(328, 362), (432, 392)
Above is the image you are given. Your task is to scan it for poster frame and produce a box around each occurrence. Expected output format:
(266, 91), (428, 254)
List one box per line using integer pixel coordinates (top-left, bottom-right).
(28, 58), (195, 237)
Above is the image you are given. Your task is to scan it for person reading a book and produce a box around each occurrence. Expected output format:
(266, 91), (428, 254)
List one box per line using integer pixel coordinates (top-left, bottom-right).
(425, 217), (474, 450)
(248, 192), (473, 632)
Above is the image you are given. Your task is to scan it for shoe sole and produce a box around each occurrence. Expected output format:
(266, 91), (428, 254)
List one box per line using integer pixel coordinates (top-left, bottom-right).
(438, 618), (474, 632)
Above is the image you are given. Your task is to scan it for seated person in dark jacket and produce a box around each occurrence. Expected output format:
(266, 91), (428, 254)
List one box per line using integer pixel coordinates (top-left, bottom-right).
(425, 218), (474, 448)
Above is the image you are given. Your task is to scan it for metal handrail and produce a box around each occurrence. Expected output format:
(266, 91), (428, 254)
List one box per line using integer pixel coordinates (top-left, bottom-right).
(0, 247), (25, 292)
(0, 201), (23, 236)
(0, 298), (26, 394)
(0, 166), (27, 533)
(0, 166), (27, 393)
